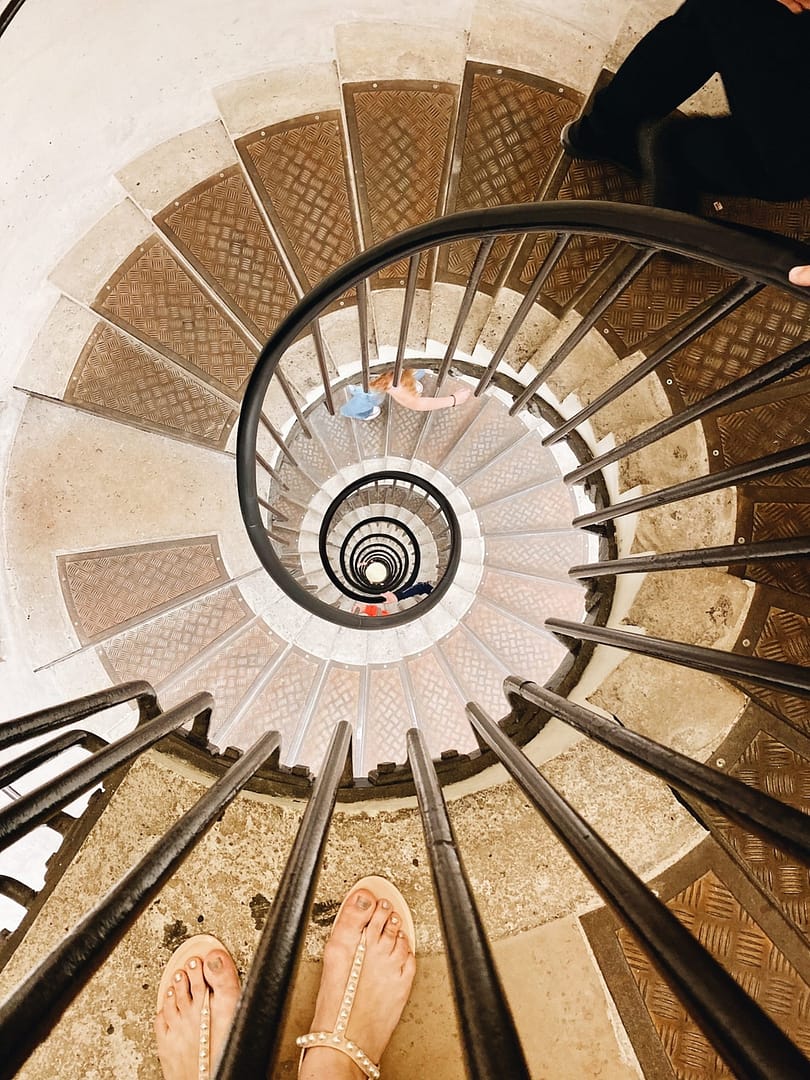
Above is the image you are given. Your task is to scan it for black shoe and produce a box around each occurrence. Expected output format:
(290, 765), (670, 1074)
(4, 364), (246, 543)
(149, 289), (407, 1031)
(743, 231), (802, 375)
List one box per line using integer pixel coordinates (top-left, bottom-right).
(560, 118), (641, 174)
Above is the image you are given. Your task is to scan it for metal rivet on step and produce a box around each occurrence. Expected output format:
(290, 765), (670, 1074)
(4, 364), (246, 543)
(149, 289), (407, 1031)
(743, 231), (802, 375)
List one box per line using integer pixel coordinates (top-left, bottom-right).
(558, 87), (564, 94)
(716, 757), (726, 768)
(174, 201), (180, 207)
(400, 279), (405, 285)
(666, 378), (673, 385)
(741, 639), (751, 648)
(373, 82), (378, 88)
(496, 68), (503, 74)
(433, 83), (438, 89)
(340, 300), (345, 306)
(737, 537), (746, 544)
(712, 449), (720, 455)
(603, 328), (609, 334)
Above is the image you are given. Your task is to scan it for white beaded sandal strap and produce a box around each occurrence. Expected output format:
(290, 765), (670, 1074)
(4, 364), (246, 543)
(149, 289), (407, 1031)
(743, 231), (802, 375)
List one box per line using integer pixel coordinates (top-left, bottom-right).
(296, 929), (381, 1080)
(198, 986), (211, 1080)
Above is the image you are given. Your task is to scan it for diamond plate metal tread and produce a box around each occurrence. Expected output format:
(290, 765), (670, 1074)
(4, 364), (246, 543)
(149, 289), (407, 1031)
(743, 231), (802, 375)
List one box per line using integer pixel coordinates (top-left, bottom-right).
(98, 585), (252, 687)
(58, 536), (228, 644)
(616, 869), (810, 1076)
(484, 532), (589, 582)
(478, 569), (586, 628)
(362, 665), (413, 773)
(462, 433), (561, 507)
(351, 406), (387, 460)
(462, 599), (567, 679)
(405, 649), (477, 758)
(704, 730), (810, 938)
(665, 286), (810, 408)
(413, 386), (488, 469)
(436, 626), (510, 720)
(705, 194), (810, 243)
(388, 398), (430, 461)
(92, 237), (257, 398)
(438, 63), (581, 290)
(284, 423), (337, 485)
(161, 621), (285, 738)
(507, 159), (642, 318)
(440, 397), (527, 483)
(343, 82), (456, 286)
(296, 664), (362, 772)
(748, 605), (810, 736)
(66, 322), (236, 449)
(227, 647), (322, 761)
(236, 111), (359, 290)
(743, 500), (810, 597)
(476, 479), (575, 535)
(154, 164), (298, 340)
(716, 388), (810, 473)
(306, 403), (362, 472)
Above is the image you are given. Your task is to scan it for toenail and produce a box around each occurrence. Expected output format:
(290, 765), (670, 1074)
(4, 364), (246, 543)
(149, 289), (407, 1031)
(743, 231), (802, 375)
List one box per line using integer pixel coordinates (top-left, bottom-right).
(381, 899), (390, 909)
(397, 930), (405, 938)
(167, 988), (174, 997)
(391, 915), (399, 925)
(208, 956), (223, 972)
(174, 972), (182, 982)
(355, 894), (372, 910)
(188, 959), (198, 969)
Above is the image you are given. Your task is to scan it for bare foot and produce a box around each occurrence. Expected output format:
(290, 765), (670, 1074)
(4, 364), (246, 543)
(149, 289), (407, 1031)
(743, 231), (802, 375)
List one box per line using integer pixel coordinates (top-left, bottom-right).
(300, 887), (416, 1080)
(154, 939), (241, 1080)
(789, 265), (810, 287)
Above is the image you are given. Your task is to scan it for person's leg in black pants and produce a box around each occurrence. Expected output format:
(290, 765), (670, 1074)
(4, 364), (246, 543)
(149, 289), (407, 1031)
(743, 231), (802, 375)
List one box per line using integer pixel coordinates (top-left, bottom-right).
(566, 0), (810, 203)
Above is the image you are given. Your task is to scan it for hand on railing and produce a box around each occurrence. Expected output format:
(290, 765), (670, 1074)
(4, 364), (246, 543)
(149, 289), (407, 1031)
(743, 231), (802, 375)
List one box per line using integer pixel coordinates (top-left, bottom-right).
(789, 265), (810, 286)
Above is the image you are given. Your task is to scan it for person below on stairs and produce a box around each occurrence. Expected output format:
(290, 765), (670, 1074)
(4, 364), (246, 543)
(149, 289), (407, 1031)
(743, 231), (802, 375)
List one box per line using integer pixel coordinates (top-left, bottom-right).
(340, 368), (472, 421)
(561, 0), (810, 212)
(352, 591), (399, 617)
(154, 878), (416, 1080)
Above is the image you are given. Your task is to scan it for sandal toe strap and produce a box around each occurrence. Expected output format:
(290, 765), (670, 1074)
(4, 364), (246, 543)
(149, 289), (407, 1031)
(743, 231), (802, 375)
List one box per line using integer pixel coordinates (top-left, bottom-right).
(296, 1032), (380, 1079)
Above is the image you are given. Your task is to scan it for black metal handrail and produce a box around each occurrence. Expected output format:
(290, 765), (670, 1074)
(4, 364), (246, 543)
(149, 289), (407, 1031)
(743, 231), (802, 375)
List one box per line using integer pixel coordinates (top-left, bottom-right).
(236, 201), (810, 629)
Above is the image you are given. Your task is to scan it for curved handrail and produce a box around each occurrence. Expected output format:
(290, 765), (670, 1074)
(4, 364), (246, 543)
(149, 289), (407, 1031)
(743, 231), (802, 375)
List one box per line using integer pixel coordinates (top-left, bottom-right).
(237, 200), (810, 624)
(0, 0), (27, 39)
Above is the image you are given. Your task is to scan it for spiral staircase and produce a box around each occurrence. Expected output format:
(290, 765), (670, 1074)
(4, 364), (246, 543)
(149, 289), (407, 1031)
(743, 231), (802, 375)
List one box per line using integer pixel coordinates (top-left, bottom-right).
(1, 2), (810, 1078)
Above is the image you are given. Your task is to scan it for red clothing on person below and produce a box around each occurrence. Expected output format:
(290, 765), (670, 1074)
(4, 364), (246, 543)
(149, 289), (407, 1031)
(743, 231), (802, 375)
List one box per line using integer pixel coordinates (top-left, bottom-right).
(362, 605), (389, 617)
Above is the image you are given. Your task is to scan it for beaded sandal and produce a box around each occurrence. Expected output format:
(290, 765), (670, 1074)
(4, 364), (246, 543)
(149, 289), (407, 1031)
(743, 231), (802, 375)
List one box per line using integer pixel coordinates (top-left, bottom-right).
(296, 876), (415, 1080)
(156, 933), (235, 1080)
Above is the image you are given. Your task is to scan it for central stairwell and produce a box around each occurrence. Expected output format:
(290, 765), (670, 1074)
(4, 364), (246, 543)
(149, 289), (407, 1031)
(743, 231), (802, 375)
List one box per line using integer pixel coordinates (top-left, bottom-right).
(2, 5), (810, 1079)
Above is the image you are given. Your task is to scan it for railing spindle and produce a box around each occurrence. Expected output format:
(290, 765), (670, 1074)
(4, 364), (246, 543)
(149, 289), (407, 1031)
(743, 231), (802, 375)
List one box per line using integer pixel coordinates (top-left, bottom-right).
(260, 411), (298, 467)
(570, 535), (810, 578)
(475, 233), (570, 395)
(541, 277), (762, 442)
(503, 678), (810, 865)
(0, 682), (159, 752)
(437, 236), (496, 387)
(216, 720), (353, 1078)
(0, 694), (213, 852)
(509, 246), (654, 415)
(311, 318), (335, 414)
(0, 729), (281, 1080)
(466, 703), (810, 1080)
(407, 728), (531, 1080)
(573, 440), (810, 529)
(393, 254), (420, 387)
(545, 619), (810, 699)
(357, 279), (372, 392)
(565, 337), (810, 485)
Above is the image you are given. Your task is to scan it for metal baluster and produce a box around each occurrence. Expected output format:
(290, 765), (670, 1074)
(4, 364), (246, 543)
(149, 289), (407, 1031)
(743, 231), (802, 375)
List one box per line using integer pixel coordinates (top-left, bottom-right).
(311, 318), (335, 414)
(509, 247), (654, 415)
(393, 255), (420, 387)
(216, 721), (353, 1077)
(466, 703), (810, 1080)
(542, 278), (761, 444)
(260, 411), (298, 467)
(407, 728), (531, 1080)
(437, 237), (496, 387)
(572, 441), (810, 529)
(565, 337), (810, 485)
(503, 678), (810, 865)
(0, 682), (158, 752)
(0, 694), (213, 852)
(545, 618), (810, 699)
(276, 367), (312, 439)
(475, 233), (570, 396)
(358, 279), (371, 392)
(0, 730), (280, 1080)
(570, 535), (810, 578)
